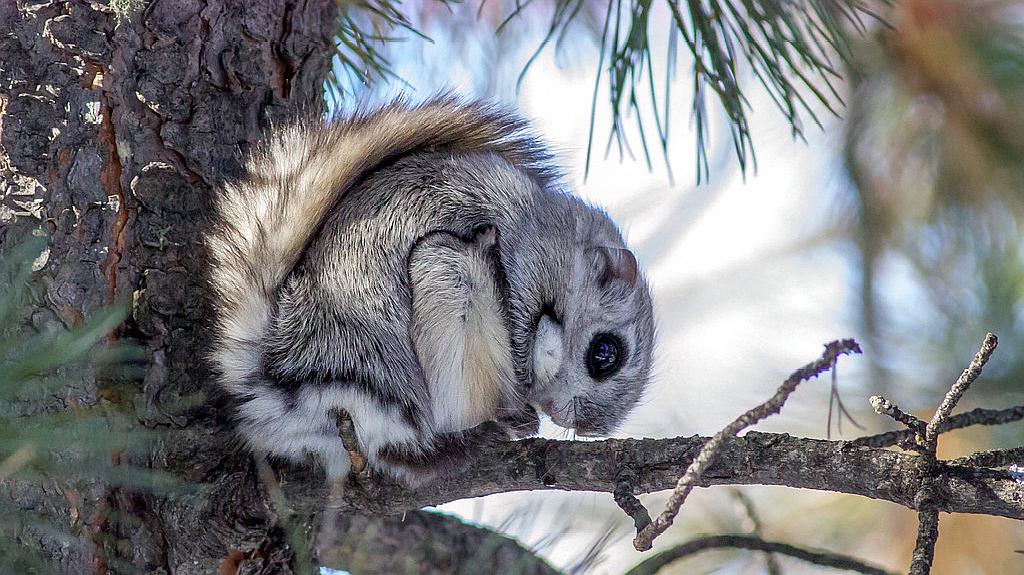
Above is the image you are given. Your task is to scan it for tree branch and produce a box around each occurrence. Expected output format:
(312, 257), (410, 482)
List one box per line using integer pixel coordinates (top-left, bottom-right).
(950, 446), (1024, 468)
(244, 432), (1024, 521)
(622, 534), (896, 575)
(870, 395), (926, 439)
(853, 404), (1024, 448)
(168, 395), (1024, 573)
(317, 510), (561, 575)
(908, 501), (939, 575)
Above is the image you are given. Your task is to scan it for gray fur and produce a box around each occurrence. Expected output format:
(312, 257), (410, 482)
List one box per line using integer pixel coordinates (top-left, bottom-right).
(206, 97), (656, 482)
(408, 227), (522, 435)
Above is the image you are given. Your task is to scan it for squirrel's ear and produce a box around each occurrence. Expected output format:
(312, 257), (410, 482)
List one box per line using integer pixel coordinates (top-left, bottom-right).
(590, 246), (638, 287)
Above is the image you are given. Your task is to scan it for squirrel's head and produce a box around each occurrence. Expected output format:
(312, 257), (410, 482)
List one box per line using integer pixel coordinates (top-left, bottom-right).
(528, 216), (655, 436)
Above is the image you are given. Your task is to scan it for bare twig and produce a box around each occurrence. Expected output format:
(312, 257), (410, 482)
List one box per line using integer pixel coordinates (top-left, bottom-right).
(731, 490), (765, 534)
(613, 457), (653, 531)
(319, 410), (373, 560)
(852, 404), (1024, 448)
(334, 409), (370, 481)
(256, 460), (315, 572)
(868, 395), (927, 451)
(907, 334), (998, 575)
(632, 339), (862, 551)
(869, 395), (926, 436)
(908, 495), (939, 575)
(924, 333), (998, 446)
(829, 355), (865, 438)
(614, 479), (652, 532)
(623, 534), (896, 575)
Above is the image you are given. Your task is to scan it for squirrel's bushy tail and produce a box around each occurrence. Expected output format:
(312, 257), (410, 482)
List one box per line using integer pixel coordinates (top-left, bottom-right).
(206, 96), (556, 395)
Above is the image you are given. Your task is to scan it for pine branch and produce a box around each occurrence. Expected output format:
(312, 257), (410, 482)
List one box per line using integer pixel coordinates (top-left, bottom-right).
(326, 0), (888, 180)
(546, 0), (887, 180)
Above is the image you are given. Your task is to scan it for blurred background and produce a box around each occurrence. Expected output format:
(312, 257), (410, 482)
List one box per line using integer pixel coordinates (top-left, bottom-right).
(324, 0), (1024, 572)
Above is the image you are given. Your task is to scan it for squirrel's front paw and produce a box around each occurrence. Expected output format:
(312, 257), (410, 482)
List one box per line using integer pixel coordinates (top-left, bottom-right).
(498, 404), (540, 439)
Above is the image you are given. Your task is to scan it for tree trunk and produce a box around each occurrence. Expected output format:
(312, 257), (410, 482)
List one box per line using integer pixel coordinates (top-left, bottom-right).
(0, 2), (557, 573)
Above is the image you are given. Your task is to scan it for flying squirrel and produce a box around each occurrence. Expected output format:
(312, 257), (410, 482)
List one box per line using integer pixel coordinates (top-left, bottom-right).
(206, 97), (656, 484)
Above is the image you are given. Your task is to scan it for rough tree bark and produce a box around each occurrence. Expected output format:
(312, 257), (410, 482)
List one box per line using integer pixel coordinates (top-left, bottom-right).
(2, 2), (561, 574)
(0, 1), (317, 571)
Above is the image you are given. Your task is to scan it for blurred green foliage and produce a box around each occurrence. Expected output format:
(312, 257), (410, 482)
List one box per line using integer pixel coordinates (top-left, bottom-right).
(842, 0), (1024, 406)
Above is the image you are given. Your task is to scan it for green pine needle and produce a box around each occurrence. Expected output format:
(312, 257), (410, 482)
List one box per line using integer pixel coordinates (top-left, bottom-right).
(326, 0), (887, 182)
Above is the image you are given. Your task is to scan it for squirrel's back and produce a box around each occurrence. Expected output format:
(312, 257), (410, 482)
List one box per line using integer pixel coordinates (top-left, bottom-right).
(207, 97), (557, 396)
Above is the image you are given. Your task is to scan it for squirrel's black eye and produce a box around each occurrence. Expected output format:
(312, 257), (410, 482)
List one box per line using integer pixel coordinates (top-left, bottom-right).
(586, 333), (623, 379)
